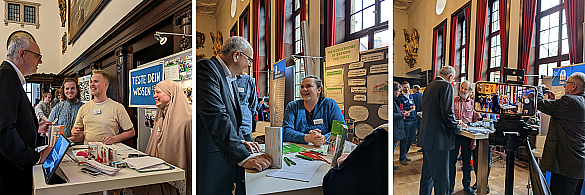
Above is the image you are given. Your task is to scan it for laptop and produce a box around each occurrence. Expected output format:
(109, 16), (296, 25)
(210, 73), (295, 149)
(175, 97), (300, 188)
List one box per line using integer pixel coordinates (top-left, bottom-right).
(42, 135), (73, 184)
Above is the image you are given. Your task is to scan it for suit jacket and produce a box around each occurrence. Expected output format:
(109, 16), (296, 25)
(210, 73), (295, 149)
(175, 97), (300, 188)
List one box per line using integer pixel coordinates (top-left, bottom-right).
(196, 57), (250, 195)
(417, 77), (460, 151)
(413, 92), (423, 112)
(322, 128), (388, 195)
(0, 61), (40, 194)
(536, 87), (585, 179)
(393, 96), (406, 142)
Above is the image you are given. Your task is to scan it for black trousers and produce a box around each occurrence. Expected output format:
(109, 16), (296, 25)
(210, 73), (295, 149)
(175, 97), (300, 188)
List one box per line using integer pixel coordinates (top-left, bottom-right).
(550, 172), (584, 195)
(449, 135), (473, 191)
(420, 149), (451, 195)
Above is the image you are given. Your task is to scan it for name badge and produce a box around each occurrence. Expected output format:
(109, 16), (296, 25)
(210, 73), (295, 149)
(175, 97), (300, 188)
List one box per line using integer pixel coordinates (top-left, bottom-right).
(467, 109), (472, 112)
(238, 87), (245, 93)
(93, 109), (101, 115)
(314, 119), (323, 125)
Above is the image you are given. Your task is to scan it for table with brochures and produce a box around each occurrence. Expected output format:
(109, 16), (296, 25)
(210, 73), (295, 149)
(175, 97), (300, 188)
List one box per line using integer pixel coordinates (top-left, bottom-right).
(32, 143), (185, 195)
(245, 143), (333, 195)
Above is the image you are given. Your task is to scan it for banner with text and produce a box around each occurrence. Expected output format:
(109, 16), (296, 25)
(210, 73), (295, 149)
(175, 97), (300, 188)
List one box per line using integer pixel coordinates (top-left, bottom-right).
(325, 39), (359, 67)
(129, 63), (163, 107)
(270, 59), (286, 127)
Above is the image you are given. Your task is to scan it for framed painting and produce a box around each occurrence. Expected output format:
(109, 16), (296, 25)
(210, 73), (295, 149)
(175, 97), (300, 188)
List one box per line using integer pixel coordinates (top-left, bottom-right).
(68, 0), (110, 45)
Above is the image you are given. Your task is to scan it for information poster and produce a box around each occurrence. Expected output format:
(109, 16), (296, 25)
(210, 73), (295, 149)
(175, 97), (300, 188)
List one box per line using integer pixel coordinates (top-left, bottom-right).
(78, 75), (92, 103)
(349, 62), (364, 69)
(348, 79), (366, 86)
(354, 94), (366, 102)
(164, 60), (180, 81)
(325, 68), (344, 88)
(325, 39), (359, 67)
(351, 87), (367, 93)
(326, 87), (344, 106)
(361, 52), (384, 62)
(377, 105), (389, 120)
(370, 64), (388, 74)
(348, 105), (369, 121)
(348, 69), (367, 78)
(129, 63), (164, 107)
(367, 74), (389, 104)
(270, 60), (286, 127)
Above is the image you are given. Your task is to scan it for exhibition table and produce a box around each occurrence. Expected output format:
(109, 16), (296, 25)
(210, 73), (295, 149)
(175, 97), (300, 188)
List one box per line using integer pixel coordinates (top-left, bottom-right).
(460, 129), (490, 195)
(33, 143), (185, 195)
(245, 143), (332, 195)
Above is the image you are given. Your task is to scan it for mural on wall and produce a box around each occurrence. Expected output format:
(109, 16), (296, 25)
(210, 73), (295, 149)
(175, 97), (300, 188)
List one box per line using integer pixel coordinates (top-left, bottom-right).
(59, 0), (67, 27)
(210, 31), (223, 56)
(196, 31), (205, 49)
(403, 28), (419, 68)
(62, 32), (67, 54)
(68, 0), (110, 44)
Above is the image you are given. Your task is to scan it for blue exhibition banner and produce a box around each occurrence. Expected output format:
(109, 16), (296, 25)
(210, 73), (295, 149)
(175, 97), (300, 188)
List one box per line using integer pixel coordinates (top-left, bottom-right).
(273, 59), (286, 79)
(129, 63), (163, 107)
(552, 66), (572, 86)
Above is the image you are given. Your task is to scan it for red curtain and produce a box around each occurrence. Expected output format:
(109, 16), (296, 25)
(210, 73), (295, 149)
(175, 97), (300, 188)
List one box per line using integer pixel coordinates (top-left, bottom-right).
(432, 30), (439, 79)
(449, 16), (459, 68)
(474, 0), (489, 82)
(264, 0), (270, 66)
(465, 8), (470, 75)
(442, 24), (447, 67)
(253, 0), (260, 93)
(564, 0), (579, 64)
(499, 0), (507, 70)
(520, 0), (537, 84)
(300, 0), (307, 21)
(326, 0), (336, 46)
(276, 0), (285, 60)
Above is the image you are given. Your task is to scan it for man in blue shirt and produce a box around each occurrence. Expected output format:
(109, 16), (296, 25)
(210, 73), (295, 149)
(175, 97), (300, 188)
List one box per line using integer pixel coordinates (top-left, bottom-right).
(235, 74), (258, 141)
(412, 85), (423, 144)
(398, 81), (417, 165)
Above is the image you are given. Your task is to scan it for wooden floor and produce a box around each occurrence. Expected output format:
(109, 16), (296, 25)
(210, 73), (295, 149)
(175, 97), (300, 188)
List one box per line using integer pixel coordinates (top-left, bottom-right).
(393, 144), (534, 195)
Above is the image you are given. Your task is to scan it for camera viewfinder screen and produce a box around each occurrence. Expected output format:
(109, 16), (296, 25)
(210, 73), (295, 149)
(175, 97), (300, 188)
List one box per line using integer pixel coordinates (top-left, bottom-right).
(474, 82), (537, 117)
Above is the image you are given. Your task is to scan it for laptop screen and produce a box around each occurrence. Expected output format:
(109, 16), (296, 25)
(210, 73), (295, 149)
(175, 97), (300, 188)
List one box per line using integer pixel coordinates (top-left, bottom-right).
(43, 135), (72, 183)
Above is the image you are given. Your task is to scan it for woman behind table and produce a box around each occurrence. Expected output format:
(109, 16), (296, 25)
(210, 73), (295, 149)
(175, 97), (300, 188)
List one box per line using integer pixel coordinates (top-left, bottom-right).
(48, 78), (84, 143)
(135, 80), (192, 195)
(282, 75), (344, 146)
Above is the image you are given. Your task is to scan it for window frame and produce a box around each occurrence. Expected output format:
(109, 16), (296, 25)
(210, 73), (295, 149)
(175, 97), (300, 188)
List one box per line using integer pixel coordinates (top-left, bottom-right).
(486, 0), (502, 82)
(432, 19), (447, 79)
(344, 0), (388, 50)
(4, 0), (40, 28)
(533, 0), (569, 83)
(293, 0), (305, 100)
(449, 2), (471, 83)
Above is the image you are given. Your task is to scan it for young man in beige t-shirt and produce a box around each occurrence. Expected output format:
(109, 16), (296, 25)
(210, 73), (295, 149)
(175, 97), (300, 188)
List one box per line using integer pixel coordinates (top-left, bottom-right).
(71, 70), (135, 144)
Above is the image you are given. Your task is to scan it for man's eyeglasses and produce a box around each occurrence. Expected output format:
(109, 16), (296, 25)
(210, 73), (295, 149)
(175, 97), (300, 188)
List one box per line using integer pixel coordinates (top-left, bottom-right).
(239, 51), (254, 65)
(24, 50), (42, 61)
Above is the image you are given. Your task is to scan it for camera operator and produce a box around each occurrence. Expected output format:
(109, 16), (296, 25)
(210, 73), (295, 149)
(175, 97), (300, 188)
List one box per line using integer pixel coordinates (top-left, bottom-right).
(537, 72), (585, 195)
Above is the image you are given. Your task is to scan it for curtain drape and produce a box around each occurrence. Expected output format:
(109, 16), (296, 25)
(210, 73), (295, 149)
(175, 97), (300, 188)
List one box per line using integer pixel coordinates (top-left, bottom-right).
(520, 0), (537, 84)
(432, 30), (439, 79)
(450, 16), (459, 68)
(564, 0), (579, 64)
(253, 0), (260, 92)
(276, 0), (285, 60)
(474, 0), (489, 82)
(326, 0), (336, 46)
(499, 0), (508, 70)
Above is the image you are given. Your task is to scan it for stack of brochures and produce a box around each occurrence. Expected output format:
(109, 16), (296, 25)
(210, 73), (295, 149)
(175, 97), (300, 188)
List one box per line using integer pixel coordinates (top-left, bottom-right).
(87, 160), (121, 175)
(123, 156), (173, 173)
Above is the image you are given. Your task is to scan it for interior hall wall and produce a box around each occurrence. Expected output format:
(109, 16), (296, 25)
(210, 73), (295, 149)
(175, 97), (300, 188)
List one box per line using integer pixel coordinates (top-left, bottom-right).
(0, 1), (61, 74)
(398, 0), (522, 81)
(60, 0), (143, 73)
(196, 13), (217, 59)
(393, 10), (409, 77)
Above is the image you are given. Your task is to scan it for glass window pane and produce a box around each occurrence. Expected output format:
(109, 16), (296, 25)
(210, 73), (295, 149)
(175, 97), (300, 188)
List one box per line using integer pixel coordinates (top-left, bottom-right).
(562, 24), (567, 39)
(540, 44), (548, 59)
(295, 15), (300, 28)
(294, 0), (300, 10)
(541, 0), (550, 12)
(549, 41), (558, 56)
(24, 5), (35, 23)
(363, 0), (375, 8)
(548, 62), (556, 76)
(295, 28), (301, 42)
(362, 6), (375, 30)
(373, 29), (389, 49)
(490, 71), (500, 82)
(359, 35), (369, 51)
(539, 64), (548, 77)
(295, 41), (301, 54)
(381, 0), (389, 23)
(561, 60), (570, 67)
(550, 27), (559, 42)
(352, 0), (362, 13)
(350, 12), (363, 33)
(562, 39), (569, 55)
(540, 30), (549, 44)
(550, 11), (560, 27)
(27, 94), (32, 104)
(8, 3), (20, 21)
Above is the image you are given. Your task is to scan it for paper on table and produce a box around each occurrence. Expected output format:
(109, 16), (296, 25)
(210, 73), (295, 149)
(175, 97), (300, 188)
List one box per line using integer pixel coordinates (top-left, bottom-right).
(266, 157), (322, 182)
(124, 156), (165, 170)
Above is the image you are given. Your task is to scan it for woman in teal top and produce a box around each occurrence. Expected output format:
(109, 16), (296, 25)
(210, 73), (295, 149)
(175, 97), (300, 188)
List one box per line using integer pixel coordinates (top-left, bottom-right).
(282, 75), (345, 146)
(49, 78), (84, 142)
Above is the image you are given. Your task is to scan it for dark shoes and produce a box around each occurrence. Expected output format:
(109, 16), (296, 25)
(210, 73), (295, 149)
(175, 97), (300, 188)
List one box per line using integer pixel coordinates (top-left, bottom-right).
(399, 159), (409, 165)
(393, 166), (400, 170)
(464, 187), (476, 195)
(472, 183), (490, 194)
(404, 158), (412, 161)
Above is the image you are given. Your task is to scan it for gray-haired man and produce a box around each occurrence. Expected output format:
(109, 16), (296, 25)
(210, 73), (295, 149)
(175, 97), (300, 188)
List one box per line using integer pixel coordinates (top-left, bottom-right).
(196, 36), (272, 195)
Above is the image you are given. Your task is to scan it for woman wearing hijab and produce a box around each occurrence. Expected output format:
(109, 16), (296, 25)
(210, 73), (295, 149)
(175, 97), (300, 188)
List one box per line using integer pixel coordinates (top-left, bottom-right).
(48, 78), (84, 144)
(134, 80), (192, 195)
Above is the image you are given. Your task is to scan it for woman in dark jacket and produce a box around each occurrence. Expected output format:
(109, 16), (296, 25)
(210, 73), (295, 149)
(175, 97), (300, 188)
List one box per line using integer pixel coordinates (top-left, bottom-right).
(393, 81), (407, 170)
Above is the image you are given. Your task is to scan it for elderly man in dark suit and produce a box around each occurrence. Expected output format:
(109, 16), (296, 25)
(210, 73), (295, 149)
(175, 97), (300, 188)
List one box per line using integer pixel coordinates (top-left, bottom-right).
(418, 66), (465, 195)
(0, 32), (52, 194)
(537, 72), (585, 195)
(196, 36), (272, 195)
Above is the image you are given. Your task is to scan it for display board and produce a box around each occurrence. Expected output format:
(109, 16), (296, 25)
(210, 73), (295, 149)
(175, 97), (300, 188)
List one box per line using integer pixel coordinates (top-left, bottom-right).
(270, 59), (286, 127)
(551, 63), (585, 97)
(129, 49), (192, 107)
(323, 47), (389, 144)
